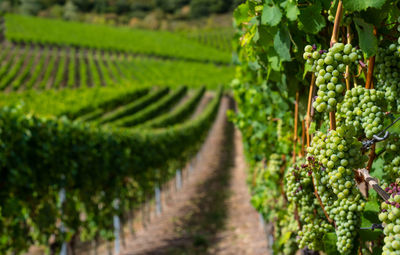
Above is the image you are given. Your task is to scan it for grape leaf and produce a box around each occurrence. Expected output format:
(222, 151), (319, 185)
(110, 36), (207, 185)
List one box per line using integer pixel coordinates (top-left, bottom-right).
(273, 26), (291, 62)
(255, 25), (276, 49)
(280, 0), (299, 21)
(359, 229), (383, 241)
(323, 232), (340, 255)
(298, 2), (326, 34)
(342, 0), (387, 12)
(278, 231), (292, 246)
(234, 2), (250, 25)
(354, 18), (378, 57)
(268, 48), (280, 71)
(261, 3), (282, 26)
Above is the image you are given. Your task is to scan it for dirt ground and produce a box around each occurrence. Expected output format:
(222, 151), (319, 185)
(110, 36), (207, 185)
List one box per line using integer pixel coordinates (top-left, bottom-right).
(121, 97), (269, 255)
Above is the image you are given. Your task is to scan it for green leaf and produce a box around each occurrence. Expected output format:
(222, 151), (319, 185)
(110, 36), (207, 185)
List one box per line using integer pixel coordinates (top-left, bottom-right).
(278, 231), (292, 246)
(234, 2), (250, 25)
(280, 0), (299, 21)
(298, 2), (326, 34)
(273, 26), (291, 62)
(261, 3), (282, 26)
(359, 229), (383, 241)
(354, 18), (378, 57)
(343, 0), (387, 12)
(323, 232), (340, 255)
(268, 48), (281, 71)
(256, 25), (276, 49)
(309, 122), (316, 135)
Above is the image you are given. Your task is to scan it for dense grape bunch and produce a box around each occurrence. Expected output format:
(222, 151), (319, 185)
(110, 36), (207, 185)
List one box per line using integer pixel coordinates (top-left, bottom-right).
(267, 153), (282, 175)
(375, 44), (400, 113)
(285, 160), (333, 251)
(381, 134), (400, 182)
(286, 161), (314, 221)
(338, 87), (387, 138)
(308, 126), (367, 253)
(303, 43), (362, 112)
(379, 184), (400, 255)
(277, 211), (299, 255)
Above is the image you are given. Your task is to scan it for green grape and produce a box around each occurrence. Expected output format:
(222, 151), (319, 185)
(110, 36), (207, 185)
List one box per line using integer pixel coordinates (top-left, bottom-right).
(285, 159), (333, 251)
(303, 43), (362, 113)
(380, 185), (400, 255)
(338, 87), (387, 138)
(381, 134), (400, 182)
(253, 154), (298, 255)
(376, 45), (400, 113)
(307, 126), (367, 254)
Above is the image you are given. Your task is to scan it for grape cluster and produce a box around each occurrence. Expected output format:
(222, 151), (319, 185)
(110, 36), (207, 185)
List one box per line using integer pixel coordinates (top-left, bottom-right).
(278, 213), (299, 255)
(308, 126), (367, 254)
(375, 44), (400, 113)
(379, 184), (400, 255)
(285, 160), (332, 251)
(338, 87), (387, 138)
(286, 162), (314, 221)
(267, 153), (282, 175)
(382, 134), (400, 182)
(303, 43), (362, 113)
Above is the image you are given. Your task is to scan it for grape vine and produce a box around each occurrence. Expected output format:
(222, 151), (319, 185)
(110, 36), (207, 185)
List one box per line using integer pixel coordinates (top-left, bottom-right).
(232, 0), (400, 254)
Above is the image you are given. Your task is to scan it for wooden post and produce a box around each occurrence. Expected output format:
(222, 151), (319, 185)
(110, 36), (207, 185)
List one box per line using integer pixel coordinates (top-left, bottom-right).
(306, 74), (316, 147)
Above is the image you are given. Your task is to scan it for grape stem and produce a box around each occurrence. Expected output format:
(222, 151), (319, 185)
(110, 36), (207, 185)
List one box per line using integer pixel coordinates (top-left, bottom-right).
(311, 173), (335, 224)
(356, 169), (390, 201)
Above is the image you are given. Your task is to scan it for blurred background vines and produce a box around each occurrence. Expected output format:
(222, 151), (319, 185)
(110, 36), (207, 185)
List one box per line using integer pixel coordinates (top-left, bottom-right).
(0, 0), (244, 30)
(230, 0), (400, 254)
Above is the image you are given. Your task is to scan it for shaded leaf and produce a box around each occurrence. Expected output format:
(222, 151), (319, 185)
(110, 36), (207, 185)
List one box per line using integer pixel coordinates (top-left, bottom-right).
(273, 26), (291, 62)
(298, 2), (325, 34)
(323, 232), (340, 255)
(359, 229), (383, 241)
(354, 18), (378, 57)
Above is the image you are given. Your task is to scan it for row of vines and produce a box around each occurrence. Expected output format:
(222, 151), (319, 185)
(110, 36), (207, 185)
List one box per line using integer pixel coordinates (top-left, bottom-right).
(0, 84), (222, 254)
(0, 43), (234, 91)
(231, 0), (400, 254)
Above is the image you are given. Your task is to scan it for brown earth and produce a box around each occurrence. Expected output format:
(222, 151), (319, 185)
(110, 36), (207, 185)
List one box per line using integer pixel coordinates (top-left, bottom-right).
(120, 96), (269, 255)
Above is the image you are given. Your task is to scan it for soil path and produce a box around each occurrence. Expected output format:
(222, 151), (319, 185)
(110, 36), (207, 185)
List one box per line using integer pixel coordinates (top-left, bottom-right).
(121, 97), (269, 255)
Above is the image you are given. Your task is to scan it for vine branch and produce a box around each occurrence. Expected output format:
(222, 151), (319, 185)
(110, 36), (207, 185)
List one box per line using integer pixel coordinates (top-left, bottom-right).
(356, 169), (390, 200)
(306, 74), (316, 147)
(330, 0), (343, 47)
(311, 173), (334, 224)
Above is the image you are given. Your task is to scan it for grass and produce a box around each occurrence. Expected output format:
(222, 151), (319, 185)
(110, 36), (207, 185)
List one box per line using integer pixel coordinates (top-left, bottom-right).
(5, 14), (231, 63)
